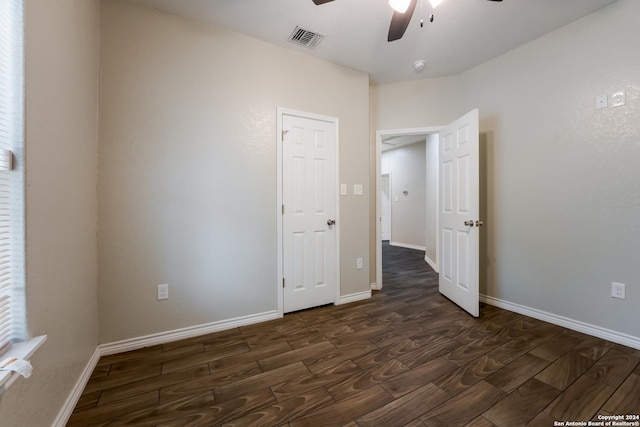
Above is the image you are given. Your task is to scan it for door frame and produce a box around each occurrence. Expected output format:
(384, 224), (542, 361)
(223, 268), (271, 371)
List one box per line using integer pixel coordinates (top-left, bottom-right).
(277, 107), (340, 316)
(374, 126), (442, 290)
(380, 172), (392, 242)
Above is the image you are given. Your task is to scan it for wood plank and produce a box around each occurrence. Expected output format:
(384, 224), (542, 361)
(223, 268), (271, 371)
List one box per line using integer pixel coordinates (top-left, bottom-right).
(356, 383), (449, 427)
(67, 390), (160, 427)
(208, 341), (293, 370)
(326, 358), (409, 401)
(351, 337), (421, 370)
(159, 362), (260, 404)
(528, 331), (582, 362)
(303, 340), (378, 372)
(156, 387), (275, 426)
(98, 364), (209, 406)
(381, 356), (458, 399)
(535, 348), (598, 390)
(221, 387), (334, 427)
(396, 336), (461, 368)
(485, 353), (550, 393)
(84, 363), (162, 394)
(258, 341), (336, 371)
(601, 373), (640, 415)
(443, 334), (504, 367)
(161, 342), (251, 374)
(434, 355), (504, 396)
(482, 378), (561, 426)
(289, 384), (393, 427)
(584, 348), (640, 388)
(422, 381), (506, 426)
(103, 392), (215, 426)
(270, 360), (361, 402)
(213, 361), (309, 402)
(545, 375), (615, 421)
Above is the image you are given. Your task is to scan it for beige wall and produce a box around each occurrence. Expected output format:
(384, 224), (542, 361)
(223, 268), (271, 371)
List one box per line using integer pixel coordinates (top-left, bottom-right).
(372, 0), (640, 339)
(0, 0), (100, 426)
(98, 0), (370, 343)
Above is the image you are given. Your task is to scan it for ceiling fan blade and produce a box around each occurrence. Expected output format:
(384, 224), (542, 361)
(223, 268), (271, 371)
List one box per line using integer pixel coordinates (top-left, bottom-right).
(312, 0), (334, 4)
(388, 0), (418, 42)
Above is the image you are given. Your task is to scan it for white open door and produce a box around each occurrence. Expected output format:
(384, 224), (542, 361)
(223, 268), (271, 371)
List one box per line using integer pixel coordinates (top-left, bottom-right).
(281, 111), (338, 313)
(439, 109), (480, 317)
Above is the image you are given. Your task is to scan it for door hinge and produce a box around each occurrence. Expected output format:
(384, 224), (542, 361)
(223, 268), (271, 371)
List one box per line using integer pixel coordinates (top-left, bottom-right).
(282, 129), (289, 141)
(282, 278), (285, 288)
(282, 204), (285, 215)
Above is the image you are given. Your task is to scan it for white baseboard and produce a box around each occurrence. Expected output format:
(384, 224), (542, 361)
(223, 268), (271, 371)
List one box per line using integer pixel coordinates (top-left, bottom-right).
(99, 310), (280, 356)
(52, 347), (101, 427)
(424, 255), (438, 273)
(390, 241), (426, 252)
(481, 294), (640, 350)
(53, 310), (280, 426)
(370, 282), (381, 291)
(338, 290), (372, 305)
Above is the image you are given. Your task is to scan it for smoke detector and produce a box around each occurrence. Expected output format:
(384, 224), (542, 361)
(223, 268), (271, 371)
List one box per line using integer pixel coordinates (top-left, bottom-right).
(413, 60), (426, 72)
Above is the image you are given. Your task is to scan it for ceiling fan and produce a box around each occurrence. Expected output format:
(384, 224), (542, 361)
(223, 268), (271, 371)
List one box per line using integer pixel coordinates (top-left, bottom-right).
(312, 0), (503, 42)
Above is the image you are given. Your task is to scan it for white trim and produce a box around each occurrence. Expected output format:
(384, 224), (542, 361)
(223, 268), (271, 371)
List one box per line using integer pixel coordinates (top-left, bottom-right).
(99, 310), (279, 356)
(390, 241), (426, 251)
(52, 347), (101, 427)
(277, 107), (340, 314)
(380, 172), (391, 242)
(376, 126), (443, 291)
(481, 294), (640, 350)
(338, 290), (371, 305)
(424, 255), (439, 273)
(370, 282), (380, 291)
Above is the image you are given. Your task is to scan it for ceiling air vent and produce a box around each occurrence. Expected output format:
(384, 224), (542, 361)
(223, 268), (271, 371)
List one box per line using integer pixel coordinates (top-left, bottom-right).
(288, 25), (325, 49)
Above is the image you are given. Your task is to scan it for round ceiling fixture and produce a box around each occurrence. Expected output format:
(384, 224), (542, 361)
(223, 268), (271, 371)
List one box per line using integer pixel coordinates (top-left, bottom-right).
(413, 60), (426, 72)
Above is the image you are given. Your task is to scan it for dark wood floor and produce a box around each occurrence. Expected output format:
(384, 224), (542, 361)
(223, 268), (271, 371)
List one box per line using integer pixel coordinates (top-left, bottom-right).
(69, 243), (640, 426)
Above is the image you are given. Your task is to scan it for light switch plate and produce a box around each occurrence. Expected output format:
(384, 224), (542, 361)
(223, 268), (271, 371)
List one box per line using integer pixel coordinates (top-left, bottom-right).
(596, 95), (607, 110)
(158, 284), (169, 300)
(353, 184), (363, 196)
(340, 184), (347, 196)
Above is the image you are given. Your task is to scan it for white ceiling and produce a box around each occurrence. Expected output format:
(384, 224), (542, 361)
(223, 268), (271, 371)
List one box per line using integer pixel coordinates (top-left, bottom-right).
(128, 0), (618, 83)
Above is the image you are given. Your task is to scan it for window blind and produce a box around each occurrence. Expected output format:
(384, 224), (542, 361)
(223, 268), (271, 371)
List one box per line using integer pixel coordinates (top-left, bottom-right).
(0, 0), (25, 355)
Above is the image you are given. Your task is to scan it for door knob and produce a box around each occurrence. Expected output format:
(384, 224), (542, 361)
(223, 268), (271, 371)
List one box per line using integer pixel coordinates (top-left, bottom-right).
(475, 220), (484, 227)
(464, 220), (474, 227)
(327, 219), (336, 226)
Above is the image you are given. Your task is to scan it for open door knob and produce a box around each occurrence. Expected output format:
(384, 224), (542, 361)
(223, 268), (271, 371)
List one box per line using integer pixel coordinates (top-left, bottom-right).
(327, 219), (336, 226)
(464, 220), (474, 227)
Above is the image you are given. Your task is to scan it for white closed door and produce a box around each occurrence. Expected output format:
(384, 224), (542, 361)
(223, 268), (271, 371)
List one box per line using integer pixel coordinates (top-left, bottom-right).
(282, 113), (338, 313)
(439, 109), (480, 317)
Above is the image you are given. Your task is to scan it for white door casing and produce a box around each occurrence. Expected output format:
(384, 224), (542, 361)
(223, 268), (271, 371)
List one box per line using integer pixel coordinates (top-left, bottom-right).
(375, 127), (441, 290)
(438, 109), (480, 317)
(279, 109), (339, 314)
(381, 173), (391, 241)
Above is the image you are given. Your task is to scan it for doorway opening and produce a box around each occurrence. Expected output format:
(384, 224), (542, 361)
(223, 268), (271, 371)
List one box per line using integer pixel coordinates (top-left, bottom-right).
(375, 127), (441, 290)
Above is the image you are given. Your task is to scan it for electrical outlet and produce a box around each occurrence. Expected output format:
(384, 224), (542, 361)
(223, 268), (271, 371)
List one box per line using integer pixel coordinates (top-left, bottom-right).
(611, 282), (625, 300)
(356, 258), (363, 270)
(611, 91), (626, 107)
(158, 284), (169, 300)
